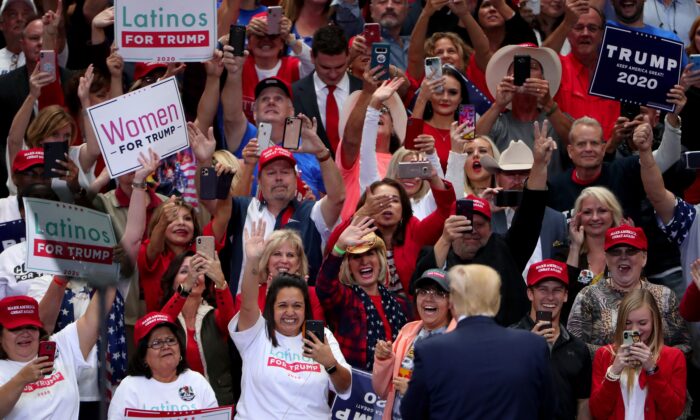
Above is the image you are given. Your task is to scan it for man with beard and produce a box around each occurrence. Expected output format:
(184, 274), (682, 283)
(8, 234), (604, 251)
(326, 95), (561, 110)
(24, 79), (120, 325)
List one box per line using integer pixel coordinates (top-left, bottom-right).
(412, 121), (554, 326)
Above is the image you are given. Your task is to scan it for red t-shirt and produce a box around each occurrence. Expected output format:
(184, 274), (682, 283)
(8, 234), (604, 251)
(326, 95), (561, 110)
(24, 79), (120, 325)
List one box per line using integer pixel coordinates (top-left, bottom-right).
(422, 122), (451, 172)
(370, 295), (393, 341)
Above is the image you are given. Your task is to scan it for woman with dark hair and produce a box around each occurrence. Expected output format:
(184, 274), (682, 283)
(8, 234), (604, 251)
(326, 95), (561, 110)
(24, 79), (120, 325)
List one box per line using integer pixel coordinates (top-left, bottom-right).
(326, 177), (454, 296)
(230, 220), (351, 419)
(158, 250), (236, 405)
(589, 289), (686, 419)
(109, 312), (218, 419)
(316, 218), (410, 370)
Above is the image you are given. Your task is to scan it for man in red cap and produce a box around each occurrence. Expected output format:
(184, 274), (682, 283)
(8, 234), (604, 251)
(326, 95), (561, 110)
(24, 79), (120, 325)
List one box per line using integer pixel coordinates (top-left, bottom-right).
(511, 259), (592, 420)
(0, 148), (48, 224)
(413, 120), (555, 326)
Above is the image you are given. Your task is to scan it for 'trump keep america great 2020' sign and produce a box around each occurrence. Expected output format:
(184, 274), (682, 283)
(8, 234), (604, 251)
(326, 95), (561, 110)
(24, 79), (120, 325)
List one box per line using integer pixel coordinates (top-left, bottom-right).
(589, 25), (684, 112)
(115, 0), (216, 62)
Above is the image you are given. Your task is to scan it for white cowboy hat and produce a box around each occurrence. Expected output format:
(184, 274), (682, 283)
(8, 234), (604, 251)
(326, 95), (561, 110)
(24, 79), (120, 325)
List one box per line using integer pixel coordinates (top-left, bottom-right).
(480, 140), (534, 173)
(339, 90), (407, 144)
(485, 44), (562, 105)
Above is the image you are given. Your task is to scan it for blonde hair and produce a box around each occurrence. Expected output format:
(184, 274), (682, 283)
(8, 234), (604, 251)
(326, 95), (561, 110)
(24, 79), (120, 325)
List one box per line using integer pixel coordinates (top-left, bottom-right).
(573, 186), (623, 253)
(386, 147), (430, 201)
(424, 33), (473, 70)
(339, 236), (388, 287)
(449, 264), (501, 317)
(26, 105), (76, 148)
(258, 229), (309, 281)
(463, 136), (500, 196)
(212, 149), (243, 193)
(612, 289), (664, 396)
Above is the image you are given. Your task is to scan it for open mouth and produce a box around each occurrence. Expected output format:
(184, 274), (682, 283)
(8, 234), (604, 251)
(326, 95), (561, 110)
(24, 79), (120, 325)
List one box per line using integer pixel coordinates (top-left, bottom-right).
(472, 161), (482, 172)
(617, 263), (632, 274)
(280, 317), (298, 325)
(422, 305), (438, 315)
(541, 303), (557, 310)
(359, 267), (374, 280)
(17, 339), (32, 347)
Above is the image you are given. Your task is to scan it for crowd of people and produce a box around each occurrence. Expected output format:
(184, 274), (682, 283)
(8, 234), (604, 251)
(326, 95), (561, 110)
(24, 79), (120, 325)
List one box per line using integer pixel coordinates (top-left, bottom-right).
(0, 0), (700, 417)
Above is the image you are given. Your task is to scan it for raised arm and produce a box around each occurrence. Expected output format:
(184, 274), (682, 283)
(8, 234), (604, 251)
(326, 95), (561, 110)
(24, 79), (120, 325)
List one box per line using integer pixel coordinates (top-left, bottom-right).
(8, 67), (54, 165)
(90, 6), (113, 46)
(210, 163), (235, 243)
(542, 0), (589, 52)
(526, 120), (555, 190)
(76, 286), (118, 360)
(221, 46), (249, 153)
(188, 122), (217, 215)
(650, 85), (685, 173)
(475, 75), (513, 136)
(76, 65), (104, 173)
(106, 47), (124, 98)
(195, 50), (225, 134)
(452, 0), (492, 70)
(217, 0), (242, 39)
(145, 196), (177, 264)
(341, 65), (381, 169)
(406, 0), (449, 80)
(237, 220), (266, 332)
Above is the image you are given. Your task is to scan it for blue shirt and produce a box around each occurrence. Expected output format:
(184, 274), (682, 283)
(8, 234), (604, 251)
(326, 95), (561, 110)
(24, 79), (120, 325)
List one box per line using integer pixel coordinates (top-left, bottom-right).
(381, 28), (411, 71)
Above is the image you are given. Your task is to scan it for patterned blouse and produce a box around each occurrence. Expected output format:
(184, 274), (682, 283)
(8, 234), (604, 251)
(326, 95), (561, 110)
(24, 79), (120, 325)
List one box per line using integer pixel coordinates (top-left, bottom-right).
(567, 277), (690, 358)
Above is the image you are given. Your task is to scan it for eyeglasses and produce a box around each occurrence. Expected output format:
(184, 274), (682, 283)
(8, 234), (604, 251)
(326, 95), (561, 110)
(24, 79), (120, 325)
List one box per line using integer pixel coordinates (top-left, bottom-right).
(148, 336), (178, 349)
(606, 248), (643, 258)
(416, 288), (448, 299)
(379, 106), (390, 115)
(572, 24), (602, 33)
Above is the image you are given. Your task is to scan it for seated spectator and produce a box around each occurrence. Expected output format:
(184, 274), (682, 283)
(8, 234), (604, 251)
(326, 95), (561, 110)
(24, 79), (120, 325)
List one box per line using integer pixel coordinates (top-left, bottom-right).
(444, 131), (500, 198)
(589, 289), (686, 419)
(413, 121), (553, 326)
(477, 44), (570, 178)
(316, 220), (410, 370)
(372, 268), (454, 419)
(109, 313), (218, 419)
(159, 251), (235, 405)
(511, 260), (592, 419)
(0, 291), (116, 419)
(230, 219), (351, 418)
(567, 226), (690, 356)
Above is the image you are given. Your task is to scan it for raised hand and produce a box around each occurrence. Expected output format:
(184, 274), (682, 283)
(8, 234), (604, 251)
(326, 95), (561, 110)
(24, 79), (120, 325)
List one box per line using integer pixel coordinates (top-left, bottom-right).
(532, 120), (557, 165)
(243, 219), (267, 260)
(336, 217), (377, 250)
(77, 64), (94, 107)
(297, 114), (326, 156)
(495, 76), (516, 108)
(92, 6), (115, 29)
(667, 84), (686, 115)
(371, 78), (404, 104)
(134, 148), (160, 183)
(356, 187), (393, 219)
(441, 215), (473, 241)
(187, 122), (216, 163)
(203, 49), (224, 78)
(29, 65), (56, 98)
(632, 115), (653, 153)
(106, 47), (124, 79)
(568, 213), (585, 248)
(222, 45), (247, 75)
(450, 121), (469, 153)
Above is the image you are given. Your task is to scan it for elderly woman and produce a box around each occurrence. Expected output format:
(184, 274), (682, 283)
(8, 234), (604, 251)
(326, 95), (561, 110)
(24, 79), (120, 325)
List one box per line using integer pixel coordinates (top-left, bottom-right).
(567, 226), (690, 357)
(230, 220), (351, 419)
(0, 290), (114, 419)
(590, 289), (686, 419)
(317, 218), (410, 370)
(372, 269), (454, 419)
(109, 312), (218, 419)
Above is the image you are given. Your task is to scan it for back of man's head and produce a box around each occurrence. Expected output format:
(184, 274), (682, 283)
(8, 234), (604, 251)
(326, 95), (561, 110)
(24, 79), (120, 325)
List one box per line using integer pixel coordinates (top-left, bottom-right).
(311, 25), (348, 58)
(449, 264), (501, 318)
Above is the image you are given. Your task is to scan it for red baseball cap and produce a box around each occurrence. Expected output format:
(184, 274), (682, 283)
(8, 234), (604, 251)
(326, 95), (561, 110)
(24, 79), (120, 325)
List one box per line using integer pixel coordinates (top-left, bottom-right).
(604, 226), (648, 251)
(0, 296), (43, 330)
(466, 195), (492, 220)
(12, 148), (44, 173)
(258, 145), (297, 172)
(527, 259), (568, 287)
(134, 312), (178, 343)
(133, 62), (168, 81)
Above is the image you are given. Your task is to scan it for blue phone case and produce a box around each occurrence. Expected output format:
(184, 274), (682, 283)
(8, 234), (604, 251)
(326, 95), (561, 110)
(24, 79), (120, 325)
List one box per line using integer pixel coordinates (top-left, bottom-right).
(370, 42), (391, 81)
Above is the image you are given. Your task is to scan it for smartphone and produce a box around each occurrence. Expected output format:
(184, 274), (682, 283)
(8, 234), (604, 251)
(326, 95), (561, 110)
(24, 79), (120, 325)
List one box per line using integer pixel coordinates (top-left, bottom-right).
(620, 102), (640, 120)
(267, 6), (283, 35)
(370, 43), (391, 81)
(196, 236), (215, 259)
(38, 341), (56, 375)
(682, 151), (700, 169)
(495, 190), (523, 207)
(535, 310), (553, 330)
(404, 117), (424, 150)
(229, 25), (246, 56)
(257, 122), (272, 154)
(363, 23), (381, 46)
(513, 54), (531, 86)
(425, 57), (443, 93)
(39, 50), (56, 75)
(456, 198), (474, 226)
(43, 141), (69, 178)
(622, 330), (640, 346)
(458, 104), (476, 140)
(397, 161), (431, 179)
(689, 54), (700, 69)
(304, 320), (325, 343)
(216, 170), (234, 199)
(282, 117), (302, 150)
(199, 166), (217, 200)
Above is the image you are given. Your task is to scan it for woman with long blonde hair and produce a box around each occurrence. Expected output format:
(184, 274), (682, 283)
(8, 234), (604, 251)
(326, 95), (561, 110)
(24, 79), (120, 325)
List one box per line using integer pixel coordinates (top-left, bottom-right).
(589, 289), (686, 419)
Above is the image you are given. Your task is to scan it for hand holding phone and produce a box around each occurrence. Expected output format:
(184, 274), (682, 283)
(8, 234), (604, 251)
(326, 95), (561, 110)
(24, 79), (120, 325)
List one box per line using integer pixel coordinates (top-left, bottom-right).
(282, 117), (302, 150)
(199, 167), (217, 200)
(370, 43), (391, 81)
(456, 199), (474, 228)
(43, 141), (69, 178)
(404, 118), (424, 150)
(267, 6), (283, 35)
(535, 310), (553, 330)
(196, 236), (215, 259)
(304, 320), (325, 344)
(513, 55), (531, 86)
(38, 341), (57, 376)
(229, 25), (246, 56)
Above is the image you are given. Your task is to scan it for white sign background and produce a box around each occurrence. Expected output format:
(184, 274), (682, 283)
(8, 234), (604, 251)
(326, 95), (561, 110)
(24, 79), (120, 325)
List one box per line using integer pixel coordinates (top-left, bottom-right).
(115, 0), (216, 62)
(24, 198), (119, 280)
(87, 77), (189, 178)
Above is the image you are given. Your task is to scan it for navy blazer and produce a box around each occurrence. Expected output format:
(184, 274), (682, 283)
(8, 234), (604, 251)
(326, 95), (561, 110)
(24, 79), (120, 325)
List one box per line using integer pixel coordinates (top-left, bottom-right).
(491, 206), (568, 260)
(401, 316), (554, 420)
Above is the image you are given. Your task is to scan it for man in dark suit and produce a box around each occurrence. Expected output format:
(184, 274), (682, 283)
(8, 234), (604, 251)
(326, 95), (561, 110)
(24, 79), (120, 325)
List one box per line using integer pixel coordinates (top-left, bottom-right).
(401, 264), (554, 420)
(292, 25), (362, 157)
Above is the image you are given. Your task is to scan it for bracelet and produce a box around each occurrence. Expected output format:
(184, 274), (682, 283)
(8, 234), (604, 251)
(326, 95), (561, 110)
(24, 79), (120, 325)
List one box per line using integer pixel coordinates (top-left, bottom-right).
(131, 181), (147, 190)
(645, 365), (659, 376)
(317, 149), (332, 163)
(325, 364), (337, 374)
(605, 366), (621, 382)
(333, 245), (346, 256)
(545, 102), (558, 116)
(53, 276), (68, 287)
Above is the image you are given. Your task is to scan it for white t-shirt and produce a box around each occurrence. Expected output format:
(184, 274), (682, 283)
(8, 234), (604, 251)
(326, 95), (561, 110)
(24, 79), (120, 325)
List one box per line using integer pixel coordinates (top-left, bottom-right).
(0, 196), (21, 224)
(108, 369), (218, 420)
(229, 314), (351, 420)
(0, 323), (95, 420)
(0, 242), (51, 298)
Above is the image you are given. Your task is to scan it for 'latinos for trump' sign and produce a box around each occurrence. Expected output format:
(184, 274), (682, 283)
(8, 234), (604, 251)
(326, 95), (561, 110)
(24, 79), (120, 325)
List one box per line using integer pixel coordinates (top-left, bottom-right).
(24, 198), (119, 281)
(115, 0), (216, 62)
(589, 24), (684, 112)
(86, 77), (188, 178)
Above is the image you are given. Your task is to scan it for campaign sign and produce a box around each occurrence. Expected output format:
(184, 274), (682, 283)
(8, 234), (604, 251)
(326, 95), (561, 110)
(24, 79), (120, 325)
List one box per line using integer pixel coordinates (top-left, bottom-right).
(87, 77), (188, 178)
(115, 0), (216, 62)
(589, 25), (683, 112)
(0, 219), (25, 252)
(332, 368), (385, 420)
(124, 406), (234, 419)
(23, 198), (119, 280)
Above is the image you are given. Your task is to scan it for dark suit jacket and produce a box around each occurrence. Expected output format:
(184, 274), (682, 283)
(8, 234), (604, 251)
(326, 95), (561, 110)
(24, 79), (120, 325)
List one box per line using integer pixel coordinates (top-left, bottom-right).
(401, 316), (554, 420)
(291, 72), (362, 156)
(491, 206), (567, 259)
